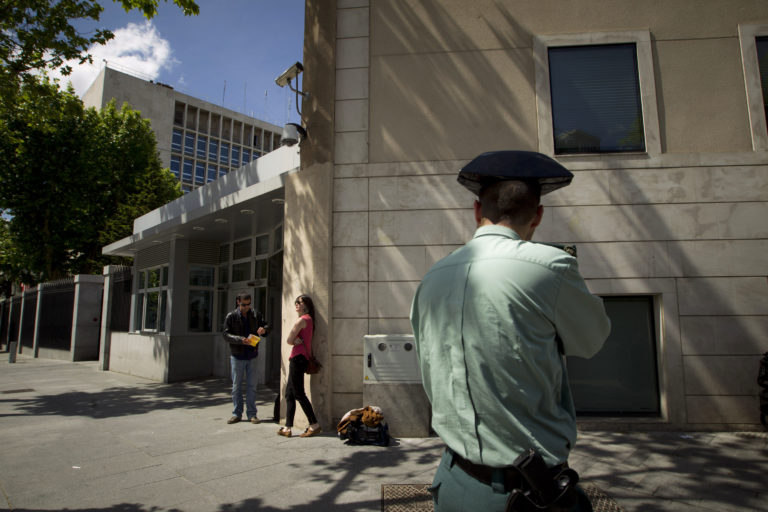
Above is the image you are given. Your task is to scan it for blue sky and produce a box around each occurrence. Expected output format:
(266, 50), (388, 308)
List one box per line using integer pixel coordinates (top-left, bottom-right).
(58, 0), (305, 126)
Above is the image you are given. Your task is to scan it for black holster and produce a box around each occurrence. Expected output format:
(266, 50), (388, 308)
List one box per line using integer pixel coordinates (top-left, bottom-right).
(504, 449), (587, 512)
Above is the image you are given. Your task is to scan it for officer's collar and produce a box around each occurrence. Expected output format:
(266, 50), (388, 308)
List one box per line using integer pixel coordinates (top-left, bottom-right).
(472, 224), (522, 240)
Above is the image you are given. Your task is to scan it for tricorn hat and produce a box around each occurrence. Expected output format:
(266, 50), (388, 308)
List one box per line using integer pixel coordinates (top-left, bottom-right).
(458, 151), (573, 196)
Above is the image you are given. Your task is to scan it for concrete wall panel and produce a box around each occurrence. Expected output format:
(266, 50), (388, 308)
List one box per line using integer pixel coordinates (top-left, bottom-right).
(656, 38), (752, 153)
(677, 277), (768, 316)
(334, 178), (369, 211)
(333, 247), (368, 282)
(369, 175), (473, 210)
(370, 50), (538, 162)
(543, 203), (768, 243)
(333, 282), (369, 318)
(369, 281), (419, 319)
(370, 210), (474, 246)
(684, 355), (760, 395)
(337, 7), (369, 38)
(333, 212), (368, 246)
(332, 354), (364, 393)
(334, 318), (368, 355)
(681, 316), (768, 355)
(336, 68), (369, 100)
(686, 395), (758, 424)
(369, 246), (428, 281)
(337, 37), (369, 69)
(335, 131), (368, 164)
(371, 0), (766, 56)
(370, 318), (413, 335)
(336, 99), (369, 132)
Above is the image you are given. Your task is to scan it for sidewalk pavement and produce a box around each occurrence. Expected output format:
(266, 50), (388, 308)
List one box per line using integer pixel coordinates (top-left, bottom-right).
(1, 356), (766, 512)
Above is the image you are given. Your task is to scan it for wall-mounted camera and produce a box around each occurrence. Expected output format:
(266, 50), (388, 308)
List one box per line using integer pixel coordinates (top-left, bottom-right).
(275, 62), (304, 88)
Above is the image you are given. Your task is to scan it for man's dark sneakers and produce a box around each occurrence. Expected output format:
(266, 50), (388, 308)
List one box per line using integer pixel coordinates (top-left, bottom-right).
(227, 416), (241, 424)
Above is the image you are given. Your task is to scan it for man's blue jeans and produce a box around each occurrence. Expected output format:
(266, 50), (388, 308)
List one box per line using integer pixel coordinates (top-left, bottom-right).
(231, 356), (258, 419)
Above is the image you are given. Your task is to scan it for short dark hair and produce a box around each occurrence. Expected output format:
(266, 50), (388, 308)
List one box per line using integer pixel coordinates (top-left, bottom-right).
(237, 293), (251, 303)
(479, 179), (541, 226)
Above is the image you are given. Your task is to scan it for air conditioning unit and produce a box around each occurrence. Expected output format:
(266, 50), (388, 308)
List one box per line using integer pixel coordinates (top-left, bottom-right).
(363, 334), (421, 383)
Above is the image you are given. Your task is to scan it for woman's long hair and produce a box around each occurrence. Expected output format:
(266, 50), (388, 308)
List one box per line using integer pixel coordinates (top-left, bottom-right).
(296, 294), (315, 323)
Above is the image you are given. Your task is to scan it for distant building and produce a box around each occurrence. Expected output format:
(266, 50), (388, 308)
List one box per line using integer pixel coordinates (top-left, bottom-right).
(82, 66), (284, 193)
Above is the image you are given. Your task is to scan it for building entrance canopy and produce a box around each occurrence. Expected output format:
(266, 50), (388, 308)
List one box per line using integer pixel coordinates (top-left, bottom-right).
(103, 145), (299, 258)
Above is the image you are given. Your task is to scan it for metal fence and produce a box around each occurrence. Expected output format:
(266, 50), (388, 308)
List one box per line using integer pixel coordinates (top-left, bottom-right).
(8, 295), (21, 343)
(109, 266), (133, 332)
(37, 278), (75, 351)
(0, 300), (8, 350)
(20, 286), (38, 350)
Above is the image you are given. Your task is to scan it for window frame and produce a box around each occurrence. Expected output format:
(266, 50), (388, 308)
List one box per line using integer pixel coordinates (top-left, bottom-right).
(188, 265), (215, 333)
(534, 30), (661, 157)
(134, 265), (169, 333)
(738, 24), (768, 151)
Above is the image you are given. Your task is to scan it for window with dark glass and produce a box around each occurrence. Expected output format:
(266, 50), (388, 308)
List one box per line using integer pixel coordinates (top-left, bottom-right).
(253, 129), (262, 150)
(182, 159), (193, 182)
(756, 37), (768, 129)
(231, 145), (240, 167)
(207, 164), (217, 182)
(199, 110), (209, 134)
(173, 102), (185, 126)
(197, 135), (207, 159)
(171, 129), (182, 153)
(567, 296), (659, 415)
(186, 106), (197, 130)
(233, 239), (251, 260)
(170, 156), (181, 179)
(188, 266), (214, 332)
(255, 234), (269, 255)
(219, 168), (227, 177)
(195, 162), (205, 185)
(242, 148), (251, 163)
(222, 117), (232, 140)
(233, 121), (242, 143)
(209, 138), (218, 161)
(548, 43), (644, 154)
(184, 132), (195, 156)
(220, 142), (230, 165)
(210, 113), (220, 137)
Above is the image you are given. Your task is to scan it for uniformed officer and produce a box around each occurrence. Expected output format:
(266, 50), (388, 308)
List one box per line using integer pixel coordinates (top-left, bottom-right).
(410, 151), (611, 511)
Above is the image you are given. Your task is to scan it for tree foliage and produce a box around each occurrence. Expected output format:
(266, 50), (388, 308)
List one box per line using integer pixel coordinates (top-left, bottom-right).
(0, 77), (181, 286)
(0, 0), (199, 97)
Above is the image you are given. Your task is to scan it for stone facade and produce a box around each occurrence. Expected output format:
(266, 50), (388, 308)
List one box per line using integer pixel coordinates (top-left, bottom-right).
(292, 0), (768, 429)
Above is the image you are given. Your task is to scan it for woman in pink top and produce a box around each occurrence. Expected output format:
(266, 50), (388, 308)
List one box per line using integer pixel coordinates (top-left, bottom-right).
(278, 294), (321, 437)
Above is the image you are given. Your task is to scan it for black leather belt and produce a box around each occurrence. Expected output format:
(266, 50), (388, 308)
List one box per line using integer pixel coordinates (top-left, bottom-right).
(447, 448), (524, 492)
(447, 448), (569, 493)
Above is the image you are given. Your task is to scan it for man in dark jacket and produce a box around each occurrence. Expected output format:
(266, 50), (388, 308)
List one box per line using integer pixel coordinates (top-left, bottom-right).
(223, 293), (269, 424)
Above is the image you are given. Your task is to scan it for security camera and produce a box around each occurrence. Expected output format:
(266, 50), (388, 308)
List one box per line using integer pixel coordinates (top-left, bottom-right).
(281, 123), (307, 147)
(275, 62), (304, 87)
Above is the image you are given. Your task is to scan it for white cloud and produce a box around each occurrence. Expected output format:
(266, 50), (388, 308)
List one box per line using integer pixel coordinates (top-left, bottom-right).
(50, 21), (177, 97)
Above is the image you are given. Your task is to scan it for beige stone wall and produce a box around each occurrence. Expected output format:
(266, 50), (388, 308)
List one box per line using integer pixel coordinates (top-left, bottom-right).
(321, 0), (768, 427)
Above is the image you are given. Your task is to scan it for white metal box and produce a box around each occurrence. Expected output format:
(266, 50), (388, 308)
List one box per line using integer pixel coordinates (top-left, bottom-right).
(363, 334), (421, 383)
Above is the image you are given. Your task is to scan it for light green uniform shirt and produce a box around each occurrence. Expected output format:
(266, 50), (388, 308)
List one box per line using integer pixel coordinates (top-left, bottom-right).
(410, 225), (610, 467)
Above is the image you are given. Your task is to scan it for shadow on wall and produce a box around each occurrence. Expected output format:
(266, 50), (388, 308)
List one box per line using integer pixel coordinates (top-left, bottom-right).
(372, 1), (538, 162)
(370, 1), (766, 425)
